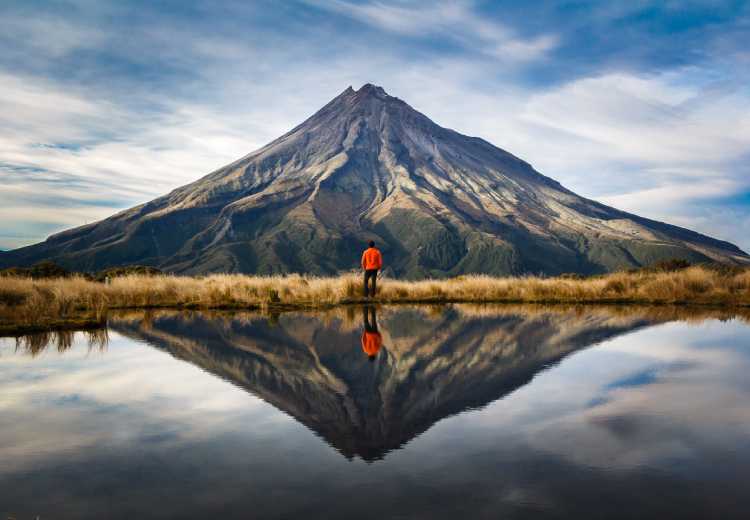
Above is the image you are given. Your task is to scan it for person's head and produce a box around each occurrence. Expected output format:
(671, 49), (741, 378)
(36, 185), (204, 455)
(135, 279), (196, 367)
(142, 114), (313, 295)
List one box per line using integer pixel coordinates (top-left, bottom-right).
(368, 240), (375, 248)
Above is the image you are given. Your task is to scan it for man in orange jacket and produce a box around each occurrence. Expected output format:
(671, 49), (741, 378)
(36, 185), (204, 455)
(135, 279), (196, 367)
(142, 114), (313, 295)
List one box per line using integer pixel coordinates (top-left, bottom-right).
(361, 240), (383, 298)
(361, 306), (382, 361)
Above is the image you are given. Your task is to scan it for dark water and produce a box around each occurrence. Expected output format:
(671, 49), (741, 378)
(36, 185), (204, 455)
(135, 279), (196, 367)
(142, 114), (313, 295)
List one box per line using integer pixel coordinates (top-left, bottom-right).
(1, 305), (750, 519)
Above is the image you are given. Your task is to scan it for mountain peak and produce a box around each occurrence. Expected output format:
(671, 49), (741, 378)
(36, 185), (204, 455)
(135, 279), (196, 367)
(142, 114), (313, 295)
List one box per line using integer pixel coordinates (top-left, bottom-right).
(2, 84), (748, 276)
(357, 83), (388, 97)
(333, 83), (394, 109)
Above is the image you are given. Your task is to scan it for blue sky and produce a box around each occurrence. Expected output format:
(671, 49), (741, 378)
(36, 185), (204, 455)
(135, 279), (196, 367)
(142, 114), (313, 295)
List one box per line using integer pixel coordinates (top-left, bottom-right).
(1, 0), (749, 251)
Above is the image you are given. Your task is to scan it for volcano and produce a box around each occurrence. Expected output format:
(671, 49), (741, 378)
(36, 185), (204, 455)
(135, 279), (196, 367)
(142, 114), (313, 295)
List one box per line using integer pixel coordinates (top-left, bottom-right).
(2, 84), (747, 276)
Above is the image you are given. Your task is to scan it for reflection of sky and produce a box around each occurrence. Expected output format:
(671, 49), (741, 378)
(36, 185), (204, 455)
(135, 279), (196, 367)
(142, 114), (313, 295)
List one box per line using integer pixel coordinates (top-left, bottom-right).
(417, 322), (750, 462)
(2, 319), (750, 518)
(0, 333), (302, 451)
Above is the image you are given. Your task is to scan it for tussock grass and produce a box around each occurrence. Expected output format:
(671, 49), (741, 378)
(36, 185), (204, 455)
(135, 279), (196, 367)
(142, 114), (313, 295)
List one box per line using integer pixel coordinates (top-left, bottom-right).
(1, 266), (749, 333)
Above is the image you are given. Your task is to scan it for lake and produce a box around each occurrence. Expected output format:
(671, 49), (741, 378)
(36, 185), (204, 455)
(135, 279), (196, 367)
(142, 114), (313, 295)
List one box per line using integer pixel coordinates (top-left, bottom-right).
(1, 305), (749, 519)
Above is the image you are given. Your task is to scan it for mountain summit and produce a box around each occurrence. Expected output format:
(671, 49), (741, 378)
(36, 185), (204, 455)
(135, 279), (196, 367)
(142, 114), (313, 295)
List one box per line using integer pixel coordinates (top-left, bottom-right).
(2, 84), (748, 276)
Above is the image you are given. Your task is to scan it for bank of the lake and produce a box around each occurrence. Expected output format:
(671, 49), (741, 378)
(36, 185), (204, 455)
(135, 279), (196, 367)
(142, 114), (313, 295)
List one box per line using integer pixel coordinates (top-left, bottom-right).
(1, 265), (749, 335)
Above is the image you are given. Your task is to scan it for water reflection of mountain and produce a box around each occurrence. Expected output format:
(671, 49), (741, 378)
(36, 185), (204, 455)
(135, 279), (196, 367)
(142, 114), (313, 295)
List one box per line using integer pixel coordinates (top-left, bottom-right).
(110, 306), (659, 461)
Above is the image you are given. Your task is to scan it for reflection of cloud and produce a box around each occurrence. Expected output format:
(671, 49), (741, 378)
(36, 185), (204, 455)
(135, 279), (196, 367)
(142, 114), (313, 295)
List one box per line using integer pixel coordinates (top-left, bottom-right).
(604, 360), (696, 391)
(507, 321), (750, 471)
(0, 333), (278, 474)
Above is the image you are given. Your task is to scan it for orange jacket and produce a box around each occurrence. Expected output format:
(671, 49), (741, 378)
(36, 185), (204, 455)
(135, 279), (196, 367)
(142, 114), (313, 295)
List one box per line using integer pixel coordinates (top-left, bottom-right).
(361, 247), (383, 270)
(361, 330), (382, 357)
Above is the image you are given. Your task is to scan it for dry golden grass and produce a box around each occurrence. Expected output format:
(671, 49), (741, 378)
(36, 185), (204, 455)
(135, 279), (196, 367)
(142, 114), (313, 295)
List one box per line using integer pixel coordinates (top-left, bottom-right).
(1, 266), (749, 333)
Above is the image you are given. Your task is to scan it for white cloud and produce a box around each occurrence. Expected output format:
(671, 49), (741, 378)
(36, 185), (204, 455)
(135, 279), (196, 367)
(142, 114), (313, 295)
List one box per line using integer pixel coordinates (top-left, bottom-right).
(0, 13), (106, 59)
(598, 177), (739, 215)
(311, 0), (558, 62)
(521, 72), (750, 166)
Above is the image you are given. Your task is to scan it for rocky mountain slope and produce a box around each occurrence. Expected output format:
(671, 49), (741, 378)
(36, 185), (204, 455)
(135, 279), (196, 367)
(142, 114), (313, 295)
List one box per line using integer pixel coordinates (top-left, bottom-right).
(2, 84), (748, 276)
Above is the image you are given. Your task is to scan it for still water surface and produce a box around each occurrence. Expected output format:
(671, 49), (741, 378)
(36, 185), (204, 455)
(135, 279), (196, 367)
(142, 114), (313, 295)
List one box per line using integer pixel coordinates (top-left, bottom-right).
(1, 305), (749, 519)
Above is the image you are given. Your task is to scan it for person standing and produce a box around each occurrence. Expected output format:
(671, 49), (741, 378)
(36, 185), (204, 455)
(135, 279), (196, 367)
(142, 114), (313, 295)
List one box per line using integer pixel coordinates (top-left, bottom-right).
(361, 240), (383, 298)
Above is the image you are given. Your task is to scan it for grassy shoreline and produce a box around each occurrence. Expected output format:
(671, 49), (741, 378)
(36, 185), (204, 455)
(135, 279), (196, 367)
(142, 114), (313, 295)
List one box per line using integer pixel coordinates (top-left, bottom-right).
(1, 266), (749, 335)
(10, 304), (750, 357)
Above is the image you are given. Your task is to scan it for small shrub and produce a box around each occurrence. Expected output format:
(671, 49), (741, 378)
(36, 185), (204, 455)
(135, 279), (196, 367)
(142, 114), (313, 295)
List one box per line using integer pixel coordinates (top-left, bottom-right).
(0, 261), (70, 279)
(0, 287), (27, 306)
(684, 279), (710, 294)
(95, 265), (162, 282)
(266, 288), (280, 303)
(701, 263), (748, 277)
(343, 279), (357, 298)
(604, 279), (626, 295)
(652, 259), (691, 272)
(428, 284), (445, 299)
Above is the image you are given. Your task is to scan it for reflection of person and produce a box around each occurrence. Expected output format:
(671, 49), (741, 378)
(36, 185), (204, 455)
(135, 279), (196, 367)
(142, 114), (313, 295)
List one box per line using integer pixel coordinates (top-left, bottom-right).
(361, 241), (383, 298)
(361, 306), (382, 361)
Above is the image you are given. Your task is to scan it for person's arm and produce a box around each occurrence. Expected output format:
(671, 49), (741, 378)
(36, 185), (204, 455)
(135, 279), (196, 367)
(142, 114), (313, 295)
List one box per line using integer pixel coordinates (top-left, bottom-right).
(376, 250), (383, 270)
(361, 251), (367, 270)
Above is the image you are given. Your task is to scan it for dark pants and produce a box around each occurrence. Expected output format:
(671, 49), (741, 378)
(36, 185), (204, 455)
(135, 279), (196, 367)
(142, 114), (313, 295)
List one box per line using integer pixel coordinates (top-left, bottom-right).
(363, 269), (378, 297)
(363, 306), (378, 332)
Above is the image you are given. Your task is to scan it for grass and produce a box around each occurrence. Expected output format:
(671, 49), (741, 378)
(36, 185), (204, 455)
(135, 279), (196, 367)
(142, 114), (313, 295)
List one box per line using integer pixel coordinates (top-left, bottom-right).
(10, 303), (750, 358)
(1, 265), (749, 334)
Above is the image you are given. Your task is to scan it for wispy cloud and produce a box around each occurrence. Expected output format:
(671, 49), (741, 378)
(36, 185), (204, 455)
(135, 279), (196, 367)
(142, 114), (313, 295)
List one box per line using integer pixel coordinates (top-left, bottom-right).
(310, 0), (558, 62)
(521, 73), (750, 165)
(0, 12), (106, 60)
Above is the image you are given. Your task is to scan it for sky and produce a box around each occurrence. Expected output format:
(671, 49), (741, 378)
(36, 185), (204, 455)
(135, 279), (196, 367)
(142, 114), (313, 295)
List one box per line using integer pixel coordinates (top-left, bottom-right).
(1, 0), (749, 252)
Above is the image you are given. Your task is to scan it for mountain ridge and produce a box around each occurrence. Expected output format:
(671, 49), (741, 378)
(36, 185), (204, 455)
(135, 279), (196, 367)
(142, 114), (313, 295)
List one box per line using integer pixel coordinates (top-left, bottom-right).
(2, 83), (748, 276)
